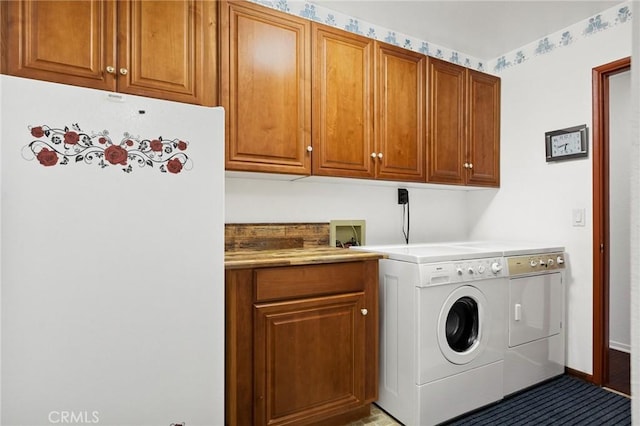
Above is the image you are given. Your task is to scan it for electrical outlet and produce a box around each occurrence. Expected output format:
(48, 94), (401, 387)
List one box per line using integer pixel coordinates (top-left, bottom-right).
(398, 188), (409, 205)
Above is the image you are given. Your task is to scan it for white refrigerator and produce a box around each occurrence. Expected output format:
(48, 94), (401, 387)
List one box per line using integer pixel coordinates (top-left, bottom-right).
(0, 75), (224, 426)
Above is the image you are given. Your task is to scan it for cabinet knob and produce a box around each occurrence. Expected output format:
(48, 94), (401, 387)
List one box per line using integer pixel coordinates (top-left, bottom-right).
(371, 152), (377, 159)
(106, 66), (115, 74)
(306, 145), (313, 152)
(119, 68), (128, 76)
(463, 163), (469, 168)
(468, 163), (473, 169)
(377, 152), (383, 159)
(361, 308), (368, 316)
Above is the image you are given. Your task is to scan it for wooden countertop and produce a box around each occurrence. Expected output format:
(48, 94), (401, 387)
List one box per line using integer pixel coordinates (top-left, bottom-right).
(225, 247), (386, 269)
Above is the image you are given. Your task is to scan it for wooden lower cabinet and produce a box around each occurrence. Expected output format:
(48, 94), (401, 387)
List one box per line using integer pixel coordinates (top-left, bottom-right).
(226, 260), (379, 426)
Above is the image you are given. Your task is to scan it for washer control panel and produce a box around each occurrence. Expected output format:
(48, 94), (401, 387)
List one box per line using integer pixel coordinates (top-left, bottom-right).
(419, 257), (505, 286)
(507, 252), (566, 276)
(453, 258), (505, 281)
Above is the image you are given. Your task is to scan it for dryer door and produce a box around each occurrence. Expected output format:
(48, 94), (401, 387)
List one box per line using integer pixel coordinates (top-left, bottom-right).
(437, 285), (490, 365)
(508, 272), (563, 347)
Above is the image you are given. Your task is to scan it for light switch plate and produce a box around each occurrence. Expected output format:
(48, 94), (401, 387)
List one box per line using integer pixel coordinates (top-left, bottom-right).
(572, 208), (585, 227)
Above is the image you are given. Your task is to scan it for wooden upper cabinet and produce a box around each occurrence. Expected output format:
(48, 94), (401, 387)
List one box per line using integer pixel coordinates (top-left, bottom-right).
(427, 57), (500, 187)
(375, 42), (426, 182)
(467, 70), (501, 187)
(2, 0), (117, 91)
(312, 23), (375, 178)
(1, 0), (216, 106)
(427, 58), (467, 185)
(221, 0), (311, 174)
(118, 1), (216, 105)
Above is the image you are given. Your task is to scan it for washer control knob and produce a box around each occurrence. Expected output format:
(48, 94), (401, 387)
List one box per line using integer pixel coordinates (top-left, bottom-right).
(540, 259), (547, 267)
(478, 265), (486, 274)
(468, 267), (474, 274)
(530, 260), (538, 267)
(548, 258), (555, 266)
(456, 268), (463, 275)
(491, 262), (503, 274)
(557, 256), (565, 265)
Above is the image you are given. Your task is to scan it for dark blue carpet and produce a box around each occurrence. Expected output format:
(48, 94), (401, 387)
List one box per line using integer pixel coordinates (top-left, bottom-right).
(446, 375), (631, 425)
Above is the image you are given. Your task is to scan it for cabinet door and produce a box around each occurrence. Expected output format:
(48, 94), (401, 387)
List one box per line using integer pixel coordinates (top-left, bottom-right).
(221, 0), (311, 174)
(375, 42), (426, 182)
(117, 0), (216, 105)
(2, 0), (116, 91)
(426, 58), (466, 185)
(467, 70), (501, 187)
(254, 293), (366, 425)
(312, 24), (374, 178)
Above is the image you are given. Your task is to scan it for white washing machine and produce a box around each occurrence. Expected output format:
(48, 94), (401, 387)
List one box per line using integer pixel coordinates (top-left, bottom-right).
(351, 244), (507, 426)
(449, 241), (567, 395)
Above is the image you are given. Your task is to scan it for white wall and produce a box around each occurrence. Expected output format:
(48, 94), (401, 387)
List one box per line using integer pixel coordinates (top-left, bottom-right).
(468, 22), (632, 373)
(225, 175), (477, 245)
(609, 71), (631, 353)
(630, 1), (639, 419)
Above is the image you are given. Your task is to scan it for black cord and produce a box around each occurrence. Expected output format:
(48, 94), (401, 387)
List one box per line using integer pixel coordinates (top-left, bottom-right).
(402, 199), (410, 244)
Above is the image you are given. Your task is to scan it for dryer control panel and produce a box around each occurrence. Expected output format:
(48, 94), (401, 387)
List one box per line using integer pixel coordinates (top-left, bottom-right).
(507, 252), (566, 276)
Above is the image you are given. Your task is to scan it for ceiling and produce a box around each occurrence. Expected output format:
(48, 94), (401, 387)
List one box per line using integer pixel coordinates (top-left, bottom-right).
(308, 1), (624, 59)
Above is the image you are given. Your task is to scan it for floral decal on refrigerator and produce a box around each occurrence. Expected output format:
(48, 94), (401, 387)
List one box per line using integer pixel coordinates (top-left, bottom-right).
(23, 124), (192, 174)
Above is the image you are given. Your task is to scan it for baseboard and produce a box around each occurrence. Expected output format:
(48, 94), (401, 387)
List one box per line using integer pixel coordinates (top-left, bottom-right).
(609, 341), (631, 353)
(565, 367), (594, 383)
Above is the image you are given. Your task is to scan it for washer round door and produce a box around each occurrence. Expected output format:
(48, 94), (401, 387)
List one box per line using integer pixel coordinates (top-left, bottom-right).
(437, 285), (490, 365)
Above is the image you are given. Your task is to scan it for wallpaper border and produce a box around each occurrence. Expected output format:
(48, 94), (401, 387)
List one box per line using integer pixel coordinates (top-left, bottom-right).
(248, 0), (632, 75)
(489, 2), (632, 73)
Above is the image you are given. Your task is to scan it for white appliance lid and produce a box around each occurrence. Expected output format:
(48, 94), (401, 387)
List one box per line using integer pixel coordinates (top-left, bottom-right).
(351, 243), (503, 263)
(446, 240), (565, 256)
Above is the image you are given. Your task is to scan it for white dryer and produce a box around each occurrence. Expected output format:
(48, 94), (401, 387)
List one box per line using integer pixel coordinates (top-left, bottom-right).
(351, 244), (507, 426)
(449, 241), (567, 395)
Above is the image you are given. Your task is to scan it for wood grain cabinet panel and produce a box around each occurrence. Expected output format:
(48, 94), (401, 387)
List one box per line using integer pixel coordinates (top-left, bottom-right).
(226, 259), (379, 425)
(466, 70), (501, 187)
(220, 0), (311, 174)
(427, 58), (467, 185)
(2, 0), (116, 91)
(118, 0), (216, 105)
(375, 42), (426, 182)
(254, 293), (366, 425)
(312, 30), (427, 182)
(312, 23), (375, 178)
(2, 0), (216, 106)
(218, 3), (499, 185)
(427, 57), (500, 187)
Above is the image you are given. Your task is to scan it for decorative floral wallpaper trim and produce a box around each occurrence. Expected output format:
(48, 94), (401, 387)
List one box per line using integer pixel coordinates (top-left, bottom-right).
(23, 124), (192, 174)
(249, 0), (632, 75)
(249, 0), (486, 72)
(490, 2), (632, 73)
